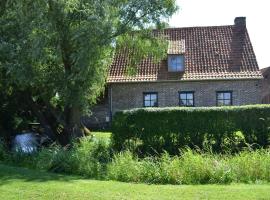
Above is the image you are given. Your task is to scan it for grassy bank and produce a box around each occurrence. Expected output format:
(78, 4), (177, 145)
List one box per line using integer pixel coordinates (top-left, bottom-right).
(1, 164), (270, 200)
(2, 132), (270, 185)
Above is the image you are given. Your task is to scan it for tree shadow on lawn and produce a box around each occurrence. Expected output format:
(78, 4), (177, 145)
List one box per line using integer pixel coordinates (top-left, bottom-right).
(0, 164), (84, 186)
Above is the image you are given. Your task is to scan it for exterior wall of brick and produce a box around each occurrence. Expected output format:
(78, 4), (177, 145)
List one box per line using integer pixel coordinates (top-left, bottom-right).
(86, 79), (263, 128)
(262, 68), (270, 103)
(84, 103), (110, 129)
(110, 79), (263, 114)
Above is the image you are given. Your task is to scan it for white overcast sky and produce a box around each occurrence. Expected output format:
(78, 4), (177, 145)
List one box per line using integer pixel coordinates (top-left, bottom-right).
(169, 0), (270, 69)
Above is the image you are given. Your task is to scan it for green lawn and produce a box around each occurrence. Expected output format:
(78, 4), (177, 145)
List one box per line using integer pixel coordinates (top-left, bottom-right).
(0, 164), (270, 200)
(92, 131), (111, 141)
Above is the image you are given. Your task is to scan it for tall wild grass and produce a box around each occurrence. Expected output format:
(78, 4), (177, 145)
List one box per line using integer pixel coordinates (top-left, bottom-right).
(1, 136), (270, 184)
(108, 149), (270, 184)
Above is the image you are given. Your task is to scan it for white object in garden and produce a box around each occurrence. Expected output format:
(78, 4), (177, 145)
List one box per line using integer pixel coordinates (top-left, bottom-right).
(13, 133), (38, 153)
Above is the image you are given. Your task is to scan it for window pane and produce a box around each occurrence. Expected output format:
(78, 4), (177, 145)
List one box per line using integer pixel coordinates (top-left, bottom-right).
(144, 101), (151, 107)
(224, 92), (231, 99)
(180, 93), (187, 99)
(217, 100), (223, 106)
(150, 100), (157, 107)
(175, 56), (180, 63)
(187, 93), (193, 99)
(168, 55), (184, 72)
(217, 93), (224, 99)
(144, 93), (158, 107)
(168, 56), (176, 71)
(150, 94), (157, 100)
(224, 100), (231, 105)
(187, 99), (193, 106)
(180, 92), (194, 106)
(180, 99), (187, 106)
(217, 92), (232, 106)
(175, 57), (181, 70)
(144, 94), (151, 100)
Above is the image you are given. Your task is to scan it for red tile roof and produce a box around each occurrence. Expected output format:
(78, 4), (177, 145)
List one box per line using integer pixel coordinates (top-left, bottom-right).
(108, 21), (262, 83)
(167, 40), (185, 54)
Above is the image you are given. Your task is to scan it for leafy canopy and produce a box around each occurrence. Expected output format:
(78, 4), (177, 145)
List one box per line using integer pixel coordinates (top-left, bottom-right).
(0, 0), (177, 114)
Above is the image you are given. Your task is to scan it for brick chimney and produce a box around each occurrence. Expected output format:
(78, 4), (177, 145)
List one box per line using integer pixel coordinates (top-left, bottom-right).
(230, 17), (246, 72)
(234, 17), (246, 28)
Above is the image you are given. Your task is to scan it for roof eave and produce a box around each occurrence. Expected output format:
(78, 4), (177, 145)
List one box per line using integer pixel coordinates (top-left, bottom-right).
(107, 76), (263, 84)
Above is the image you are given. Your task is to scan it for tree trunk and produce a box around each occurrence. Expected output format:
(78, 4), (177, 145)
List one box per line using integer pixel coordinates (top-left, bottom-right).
(64, 106), (85, 142)
(30, 100), (55, 139)
(34, 104), (85, 145)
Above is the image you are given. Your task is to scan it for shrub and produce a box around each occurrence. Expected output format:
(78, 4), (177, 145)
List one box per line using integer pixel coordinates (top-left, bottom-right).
(35, 144), (62, 171)
(107, 149), (270, 185)
(72, 137), (112, 178)
(229, 150), (270, 183)
(139, 153), (183, 184)
(3, 136), (113, 179)
(112, 105), (270, 154)
(107, 151), (141, 182)
(0, 138), (7, 161)
(37, 145), (73, 173)
(37, 138), (113, 178)
(2, 138), (270, 185)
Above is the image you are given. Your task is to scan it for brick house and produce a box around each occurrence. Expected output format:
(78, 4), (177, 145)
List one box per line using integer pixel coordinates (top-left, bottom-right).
(261, 66), (270, 103)
(87, 17), (263, 128)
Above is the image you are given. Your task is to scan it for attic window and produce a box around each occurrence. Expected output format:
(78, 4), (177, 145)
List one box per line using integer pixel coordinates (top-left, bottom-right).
(167, 40), (185, 72)
(168, 55), (184, 72)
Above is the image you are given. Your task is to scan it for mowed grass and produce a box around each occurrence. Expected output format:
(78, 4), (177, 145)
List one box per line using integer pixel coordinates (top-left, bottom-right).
(92, 131), (111, 142)
(0, 164), (270, 200)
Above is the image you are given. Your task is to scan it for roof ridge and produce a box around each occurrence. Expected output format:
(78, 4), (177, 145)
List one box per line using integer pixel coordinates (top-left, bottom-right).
(156, 25), (234, 31)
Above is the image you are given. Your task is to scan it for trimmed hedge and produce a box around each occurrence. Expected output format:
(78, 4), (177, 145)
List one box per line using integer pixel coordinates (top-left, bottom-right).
(112, 105), (270, 154)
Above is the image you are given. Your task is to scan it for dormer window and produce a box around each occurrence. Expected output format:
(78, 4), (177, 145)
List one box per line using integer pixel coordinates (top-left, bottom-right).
(168, 55), (184, 72)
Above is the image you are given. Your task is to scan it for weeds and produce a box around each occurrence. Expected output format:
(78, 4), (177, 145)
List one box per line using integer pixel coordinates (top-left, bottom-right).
(1, 135), (270, 185)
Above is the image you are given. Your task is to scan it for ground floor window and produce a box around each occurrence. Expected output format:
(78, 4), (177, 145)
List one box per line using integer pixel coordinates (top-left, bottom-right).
(216, 91), (232, 106)
(179, 91), (194, 107)
(143, 92), (158, 107)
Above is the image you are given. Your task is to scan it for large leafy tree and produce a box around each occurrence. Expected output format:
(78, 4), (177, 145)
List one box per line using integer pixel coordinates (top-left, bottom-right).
(0, 0), (177, 144)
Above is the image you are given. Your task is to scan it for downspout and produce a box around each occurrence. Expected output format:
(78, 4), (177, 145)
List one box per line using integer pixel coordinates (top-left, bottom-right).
(109, 85), (113, 123)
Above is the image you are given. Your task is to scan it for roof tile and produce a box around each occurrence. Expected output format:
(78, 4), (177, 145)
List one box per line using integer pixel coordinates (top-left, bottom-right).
(108, 24), (262, 83)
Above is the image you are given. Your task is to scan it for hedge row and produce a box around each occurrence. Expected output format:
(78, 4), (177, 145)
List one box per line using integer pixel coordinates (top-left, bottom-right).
(112, 105), (270, 154)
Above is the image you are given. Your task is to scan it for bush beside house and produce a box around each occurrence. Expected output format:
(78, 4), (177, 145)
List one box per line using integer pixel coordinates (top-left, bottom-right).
(112, 105), (270, 154)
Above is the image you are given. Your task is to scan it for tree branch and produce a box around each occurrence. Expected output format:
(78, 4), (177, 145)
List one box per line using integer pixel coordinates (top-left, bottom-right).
(0, 0), (8, 17)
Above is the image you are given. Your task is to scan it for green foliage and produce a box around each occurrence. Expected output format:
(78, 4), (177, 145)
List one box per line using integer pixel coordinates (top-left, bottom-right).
(37, 145), (74, 173)
(35, 137), (112, 178)
(2, 135), (112, 179)
(2, 135), (270, 185)
(0, 0), (178, 142)
(0, 0), (178, 116)
(117, 32), (168, 76)
(107, 149), (270, 185)
(112, 105), (270, 154)
(229, 150), (270, 183)
(71, 137), (112, 178)
(0, 70), (35, 138)
(0, 138), (7, 161)
(108, 151), (141, 182)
